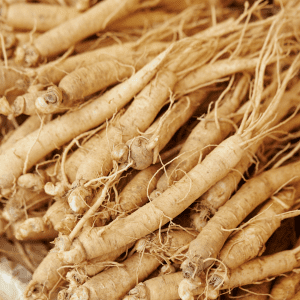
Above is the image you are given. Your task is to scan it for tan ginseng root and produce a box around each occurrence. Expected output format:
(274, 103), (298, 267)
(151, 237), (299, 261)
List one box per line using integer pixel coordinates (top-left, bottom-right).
(116, 163), (163, 214)
(59, 229), (197, 300)
(56, 45), (298, 266)
(116, 88), (209, 170)
(0, 47), (170, 190)
(0, 29), (16, 59)
(179, 158), (300, 288)
(0, 115), (41, 154)
(33, 41), (168, 85)
(0, 66), (30, 97)
(2, 187), (51, 224)
(24, 238), (134, 300)
(269, 237), (300, 300)
(215, 182), (300, 272)
(1, 2), (80, 32)
(15, 0), (164, 66)
(178, 47), (300, 297)
(107, 9), (176, 31)
(214, 246), (300, 291)
(125, 272), (216, 300)
(35, 44), (167, 114)
(189, 81), (300, 231)
(67, 68), (178, 213)
(13, 199), (77, 240)
(154, 73), (249, 195)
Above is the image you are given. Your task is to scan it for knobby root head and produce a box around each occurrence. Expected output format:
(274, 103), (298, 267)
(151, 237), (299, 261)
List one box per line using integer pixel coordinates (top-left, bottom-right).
(129, 137), (153, 170)
(68, 186), (93, 214)
(44, 182), (67, 197)
(17, 173), (46, 192)
(111, 143), (129, 164)
(54, 214), (77, 235)
(15, 44), (40, 66)
(69, 286), (89, 300)
(181, 257), (203, 279)
(15, 218), (47, 240)
(11, 96), (25, 116)
(58, 239), (86, 264)
(35, 86), (63, 114)
(125, 282), (149, 300)
(24, 281), (49, 300)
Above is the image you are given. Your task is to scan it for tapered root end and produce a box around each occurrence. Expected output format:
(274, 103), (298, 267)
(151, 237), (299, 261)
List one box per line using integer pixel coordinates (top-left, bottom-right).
(35, 86), (63, 114)
(69, 286), (90, 300)
(24, 281), (49, 300)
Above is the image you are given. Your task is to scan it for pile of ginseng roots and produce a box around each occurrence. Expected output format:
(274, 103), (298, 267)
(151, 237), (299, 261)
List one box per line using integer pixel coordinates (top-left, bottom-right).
(1, 0), (300, 299)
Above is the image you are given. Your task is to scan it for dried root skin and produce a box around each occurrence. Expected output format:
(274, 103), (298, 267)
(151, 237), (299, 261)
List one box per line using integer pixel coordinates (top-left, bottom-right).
(5, 3), (80, 32)
(270, 271), (300, 300)
(220, 249), (300, 289)
(118, 164), (162, 212)
(68, 252), (160, 300)
(24, 250), (68, 300)
(219, 187), (298, 270)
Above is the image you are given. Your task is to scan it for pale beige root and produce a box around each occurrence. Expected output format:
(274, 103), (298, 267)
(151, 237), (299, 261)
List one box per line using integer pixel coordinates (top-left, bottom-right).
(0, 96), (13, 116)
(181, 160), (300, 279)
(269, 271), (300, 300)
(35, 51), (161, 114)
(57, 134), (245, 264)
(125, 272), (207, 300)
(14, 200), (75, 240)
(65, 243), (134, 290)
(64, 252), (160, 300)
(190, 84), (300, 231)
(34, 41), (154, 85)
(11, 90), (46, 116)
(17, 170), (48, 192)
(24, 249), (69, 300)
(0, 115), (41, 153)
(269, 237), (300, 300)
(125, 88), (209, 170)
(68, 69), (177, 213)
(234, 281), (272, 300)
(218, 182), (300, 270)
(62, 229), (195, 299)
(0, 66), (30, 96)
(16, 0), (162, 65)
(10, 218), (58, 241)
(107, 9), (176, 31)
(156, 74), (249, 194)
(2, 187), (50, 223)
(218, 247), (300, 290)
(0, 213), (8, 235)
(0, 30), (16, 59)
(0, 47), (170, 190)
(174, 58), (259, 96)
(117, 164), (162, 213)
(2, 3), (80, 32)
